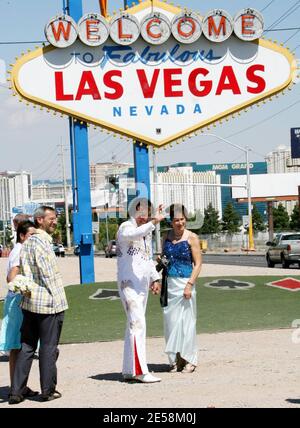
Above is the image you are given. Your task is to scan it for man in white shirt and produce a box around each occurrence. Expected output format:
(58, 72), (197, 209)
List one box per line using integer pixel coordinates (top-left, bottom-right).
(117, 198), (164, 383)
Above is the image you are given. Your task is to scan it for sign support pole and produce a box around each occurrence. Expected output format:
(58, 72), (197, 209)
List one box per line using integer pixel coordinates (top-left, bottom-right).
(202, 133), (255, 251)
(133, 143), (151, 199)
(246, 146), (255, 251)
(152, 148), (161, 254)
(66, 0), (95, 284)
(298, 186), (300, 227)
(124, 0), (151, 201)
(267, 201), (274, 242)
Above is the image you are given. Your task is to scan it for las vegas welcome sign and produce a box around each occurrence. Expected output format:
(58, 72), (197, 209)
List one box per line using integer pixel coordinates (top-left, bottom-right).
(11, 0), (296, 147)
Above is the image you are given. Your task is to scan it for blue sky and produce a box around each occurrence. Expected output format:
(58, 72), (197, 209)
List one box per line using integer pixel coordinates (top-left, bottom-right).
(0, 0), (299, 180)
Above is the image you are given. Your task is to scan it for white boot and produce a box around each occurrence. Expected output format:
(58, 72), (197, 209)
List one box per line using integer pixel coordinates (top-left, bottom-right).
(134, 374), (161, 383)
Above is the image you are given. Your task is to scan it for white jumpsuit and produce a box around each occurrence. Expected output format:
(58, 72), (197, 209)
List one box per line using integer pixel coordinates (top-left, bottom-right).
(117, 218), (160, 376)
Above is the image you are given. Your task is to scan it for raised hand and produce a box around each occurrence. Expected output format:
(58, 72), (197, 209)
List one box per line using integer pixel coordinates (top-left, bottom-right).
(152, 204), (165, 225)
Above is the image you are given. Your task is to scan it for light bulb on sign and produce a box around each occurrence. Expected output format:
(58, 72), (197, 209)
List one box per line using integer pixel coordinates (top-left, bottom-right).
(140, 12), (171, 45)
(45, 15), (78, 48)
(110, 13), (140, 45)
(202, 9), (234, 43)
(78, 13), (110, 47)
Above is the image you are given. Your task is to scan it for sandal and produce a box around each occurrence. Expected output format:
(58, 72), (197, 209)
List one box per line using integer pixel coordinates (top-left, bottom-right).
(169, 363), (177, 373)
(182, 363), (196, 373)
(176, 353), (186, 372)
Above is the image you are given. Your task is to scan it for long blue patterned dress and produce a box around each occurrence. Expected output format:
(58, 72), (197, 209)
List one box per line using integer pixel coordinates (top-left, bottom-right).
(163, 239), (198, 366)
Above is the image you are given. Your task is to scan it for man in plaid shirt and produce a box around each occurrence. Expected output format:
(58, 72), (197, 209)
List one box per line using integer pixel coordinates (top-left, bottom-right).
(9, 206), (68, 404)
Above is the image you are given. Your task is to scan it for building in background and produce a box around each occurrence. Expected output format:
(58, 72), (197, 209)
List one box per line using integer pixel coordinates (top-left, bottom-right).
(32, 180), (72, 202)
(90, 162), (132, 191)
(0, 171), (32, 220)
(266, 145), (300, 173)
(32, 179), (72, 212)
(149, 161), (268, 220)
(89, 162), (133, 210)
(265, 145), (300, 214)
(152, 166), (222, 217)
(126, 162), (267, 220)
(2, 161), (270, 222)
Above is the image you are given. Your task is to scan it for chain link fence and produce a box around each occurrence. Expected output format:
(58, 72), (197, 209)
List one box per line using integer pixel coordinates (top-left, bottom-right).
(199, 231), (270, 252)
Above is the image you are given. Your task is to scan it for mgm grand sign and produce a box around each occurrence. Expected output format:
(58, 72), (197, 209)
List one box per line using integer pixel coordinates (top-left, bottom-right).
(10, 0), (296, 147)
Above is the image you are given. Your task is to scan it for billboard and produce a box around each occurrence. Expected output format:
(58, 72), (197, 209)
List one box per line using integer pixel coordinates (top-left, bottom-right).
(12, 202), (41, 216)
(291, 128), (300, 159)
(10, 1), (296, 147)
(232, 173), (300, 200)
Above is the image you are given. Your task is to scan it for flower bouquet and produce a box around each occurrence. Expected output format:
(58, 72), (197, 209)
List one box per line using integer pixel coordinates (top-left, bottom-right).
(8, 274), (34, 297)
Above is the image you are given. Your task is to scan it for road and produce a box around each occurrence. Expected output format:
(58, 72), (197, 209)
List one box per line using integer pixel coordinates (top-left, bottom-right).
(203, 253), (268, 268)
(71, 252), (296, 269)
(101, 252), (295, 269)
(70, 253), (268, 267)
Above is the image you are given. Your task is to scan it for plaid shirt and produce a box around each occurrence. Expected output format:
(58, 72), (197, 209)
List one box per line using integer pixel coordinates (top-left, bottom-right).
(20, 229), (68, 314)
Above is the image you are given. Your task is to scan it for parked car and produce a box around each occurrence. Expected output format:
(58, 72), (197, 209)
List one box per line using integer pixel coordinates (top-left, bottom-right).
(52, 243), (65, 257)
(266, 232), (300, 268)
(105, 240), (117, 258)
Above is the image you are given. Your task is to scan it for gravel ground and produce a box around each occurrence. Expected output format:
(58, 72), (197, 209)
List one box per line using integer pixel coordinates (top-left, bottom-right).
(1, 329), (300, 408)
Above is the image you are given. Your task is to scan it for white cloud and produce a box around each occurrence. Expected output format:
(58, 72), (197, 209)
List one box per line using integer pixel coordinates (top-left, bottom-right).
(0, 91), (53, 129)
(8, 108), (42, 128)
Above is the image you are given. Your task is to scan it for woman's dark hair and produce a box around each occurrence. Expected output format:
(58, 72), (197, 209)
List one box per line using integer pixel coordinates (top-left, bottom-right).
(169, 204), (188, 221)
(16, 220), (35, 243)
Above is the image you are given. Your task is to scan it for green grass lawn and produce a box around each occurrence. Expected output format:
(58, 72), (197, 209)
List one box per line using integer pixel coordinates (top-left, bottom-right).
(1, 276), (300, 344)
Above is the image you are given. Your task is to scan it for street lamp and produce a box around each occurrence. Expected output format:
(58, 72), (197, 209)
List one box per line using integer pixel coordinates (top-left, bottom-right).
(201, 133), (255, 252)
(104, 189), (110, 249)
(152, 147), (162, 254)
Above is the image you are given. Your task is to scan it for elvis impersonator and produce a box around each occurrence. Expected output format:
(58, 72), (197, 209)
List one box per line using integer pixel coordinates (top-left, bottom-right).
(117, 198), (165, 383)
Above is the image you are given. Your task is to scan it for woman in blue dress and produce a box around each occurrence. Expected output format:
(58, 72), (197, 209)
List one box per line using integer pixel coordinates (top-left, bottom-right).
(162, 204), (202, 373)
(0, 220), (36, 395)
